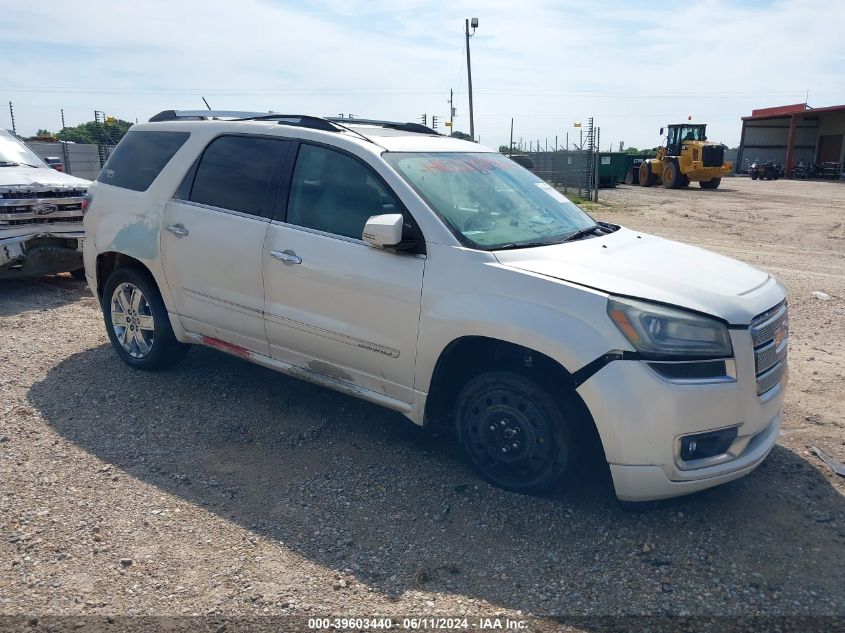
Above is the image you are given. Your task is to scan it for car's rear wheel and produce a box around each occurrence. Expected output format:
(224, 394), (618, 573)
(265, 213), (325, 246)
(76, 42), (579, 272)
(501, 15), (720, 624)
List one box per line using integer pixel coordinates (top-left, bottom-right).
(454, 371), (577, 494)
(102, 267), (189, 370)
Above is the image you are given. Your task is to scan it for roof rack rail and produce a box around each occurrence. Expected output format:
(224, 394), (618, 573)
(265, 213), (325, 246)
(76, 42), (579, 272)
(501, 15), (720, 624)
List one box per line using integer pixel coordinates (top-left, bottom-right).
(147, 111), (438, 137)
(326, 117), (439, 135)
(148, 110), (342, 131)
(149, 110), (269, 122)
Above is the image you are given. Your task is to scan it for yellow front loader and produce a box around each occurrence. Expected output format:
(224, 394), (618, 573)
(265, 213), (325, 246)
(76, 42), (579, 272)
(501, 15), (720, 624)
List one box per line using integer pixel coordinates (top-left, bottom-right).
(639, 123), (732, 190)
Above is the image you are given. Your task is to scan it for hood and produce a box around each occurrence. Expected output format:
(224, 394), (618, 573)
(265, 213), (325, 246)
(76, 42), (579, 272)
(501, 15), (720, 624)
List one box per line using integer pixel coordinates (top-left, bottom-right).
(0, 165), (90, 188)
(494, 227), (785, 325)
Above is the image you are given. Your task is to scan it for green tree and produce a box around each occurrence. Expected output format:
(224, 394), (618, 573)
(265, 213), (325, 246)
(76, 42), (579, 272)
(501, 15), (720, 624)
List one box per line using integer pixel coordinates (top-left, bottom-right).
(57, 119), (133, 145)
(450, 131), (472, 141)
(498, 145), (511, 154)
(35, 128), (54, 137)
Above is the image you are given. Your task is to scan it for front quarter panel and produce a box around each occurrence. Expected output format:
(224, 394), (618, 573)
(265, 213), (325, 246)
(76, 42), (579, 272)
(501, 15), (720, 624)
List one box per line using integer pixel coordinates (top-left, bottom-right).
(415, 242), (632, 393)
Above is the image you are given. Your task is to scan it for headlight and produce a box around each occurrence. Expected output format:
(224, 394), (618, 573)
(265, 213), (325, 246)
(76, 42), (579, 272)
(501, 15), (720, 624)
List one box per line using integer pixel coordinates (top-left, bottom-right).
(607, 297), (733, 359)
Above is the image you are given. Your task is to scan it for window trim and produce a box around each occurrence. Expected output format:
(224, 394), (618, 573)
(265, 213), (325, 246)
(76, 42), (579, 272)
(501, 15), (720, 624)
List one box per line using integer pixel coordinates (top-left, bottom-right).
(180, 133), (293, 220)
(276, 139), (426, 255)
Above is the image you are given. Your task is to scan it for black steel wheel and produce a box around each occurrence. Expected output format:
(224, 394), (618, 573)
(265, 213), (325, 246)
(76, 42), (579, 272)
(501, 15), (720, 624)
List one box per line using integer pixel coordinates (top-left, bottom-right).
(454, 371), (577, 494)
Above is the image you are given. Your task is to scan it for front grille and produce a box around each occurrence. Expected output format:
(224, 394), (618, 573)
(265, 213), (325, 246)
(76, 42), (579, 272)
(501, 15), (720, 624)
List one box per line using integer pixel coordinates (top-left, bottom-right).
(0, 187), (85, 226)
(750, 302), (788, 396)
(0, 188), (86, 200)
(6, 215), (84, 226)
(702, 144), (724, 167)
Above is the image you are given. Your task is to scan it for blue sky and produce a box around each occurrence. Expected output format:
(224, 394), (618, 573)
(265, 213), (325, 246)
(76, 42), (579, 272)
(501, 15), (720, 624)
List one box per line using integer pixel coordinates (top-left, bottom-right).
(2, 0), (843, 150)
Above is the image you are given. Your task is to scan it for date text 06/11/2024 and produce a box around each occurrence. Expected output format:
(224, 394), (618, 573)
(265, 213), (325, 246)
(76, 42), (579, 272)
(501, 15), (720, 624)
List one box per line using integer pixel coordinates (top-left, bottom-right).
(307, 617), (528, 630)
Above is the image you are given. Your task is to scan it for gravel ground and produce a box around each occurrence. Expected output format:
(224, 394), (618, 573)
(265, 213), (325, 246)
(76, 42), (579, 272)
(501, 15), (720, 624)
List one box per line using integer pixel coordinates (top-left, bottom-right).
(0, 177), (843, 629)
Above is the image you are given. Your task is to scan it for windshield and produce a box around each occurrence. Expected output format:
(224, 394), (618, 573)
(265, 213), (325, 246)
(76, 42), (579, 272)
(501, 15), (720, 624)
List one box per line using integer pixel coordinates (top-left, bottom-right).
(0, 130), (47, 168)
(383, 152), (596, 249)
(677, 126), (705, 142)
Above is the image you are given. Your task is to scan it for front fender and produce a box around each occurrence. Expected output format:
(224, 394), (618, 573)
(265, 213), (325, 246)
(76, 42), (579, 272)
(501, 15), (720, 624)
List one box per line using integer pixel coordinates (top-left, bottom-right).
(415, 243), (632, 392)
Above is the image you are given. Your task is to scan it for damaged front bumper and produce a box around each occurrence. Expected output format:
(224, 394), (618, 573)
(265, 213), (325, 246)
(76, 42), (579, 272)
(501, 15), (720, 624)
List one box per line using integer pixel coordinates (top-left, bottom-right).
(0, 231), (84, 279)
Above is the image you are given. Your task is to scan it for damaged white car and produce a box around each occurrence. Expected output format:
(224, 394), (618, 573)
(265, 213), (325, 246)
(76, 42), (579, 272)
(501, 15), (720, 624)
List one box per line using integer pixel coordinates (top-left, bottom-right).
(0, 128), (89, 280)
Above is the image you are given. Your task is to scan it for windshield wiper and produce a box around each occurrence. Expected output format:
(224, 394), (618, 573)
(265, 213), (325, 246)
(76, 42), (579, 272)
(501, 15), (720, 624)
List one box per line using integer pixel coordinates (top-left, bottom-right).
(492, 225), (602, 251)
(562, 225), (601, 242)
(0, 160), (21, 167)
(494, 237), (568, 250)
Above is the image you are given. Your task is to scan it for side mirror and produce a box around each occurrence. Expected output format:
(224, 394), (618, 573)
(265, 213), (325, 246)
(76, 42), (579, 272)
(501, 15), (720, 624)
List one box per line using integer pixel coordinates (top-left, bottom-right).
(659, 127), (664, 136)
(362, 213), (404, 248)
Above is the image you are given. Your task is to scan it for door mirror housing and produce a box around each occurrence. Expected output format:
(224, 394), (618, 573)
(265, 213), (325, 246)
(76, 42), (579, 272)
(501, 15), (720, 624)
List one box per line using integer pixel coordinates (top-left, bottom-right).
(659, 127), (664, 136)
(362, 214), (404, 248)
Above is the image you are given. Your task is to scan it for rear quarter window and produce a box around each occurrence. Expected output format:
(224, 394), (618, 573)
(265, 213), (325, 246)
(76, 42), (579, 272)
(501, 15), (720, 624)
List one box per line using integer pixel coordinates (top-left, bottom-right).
(97, 131), (190, 191)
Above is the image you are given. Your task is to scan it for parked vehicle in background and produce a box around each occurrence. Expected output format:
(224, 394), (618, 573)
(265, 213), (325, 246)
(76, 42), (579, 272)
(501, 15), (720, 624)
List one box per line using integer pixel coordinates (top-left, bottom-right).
(0, 128), (89, 280)
(42, 156), (65, 172)
(83, 111), (788, 502)
(748, 159), (783, 180)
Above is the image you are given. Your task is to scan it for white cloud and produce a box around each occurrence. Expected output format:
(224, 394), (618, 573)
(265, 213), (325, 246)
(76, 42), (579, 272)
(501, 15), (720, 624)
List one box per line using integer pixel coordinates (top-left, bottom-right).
(1, 0), (843, 149)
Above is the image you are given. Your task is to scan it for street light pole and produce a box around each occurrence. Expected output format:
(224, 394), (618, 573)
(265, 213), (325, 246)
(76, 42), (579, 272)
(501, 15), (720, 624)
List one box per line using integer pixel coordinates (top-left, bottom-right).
(465, 17), (478, 142)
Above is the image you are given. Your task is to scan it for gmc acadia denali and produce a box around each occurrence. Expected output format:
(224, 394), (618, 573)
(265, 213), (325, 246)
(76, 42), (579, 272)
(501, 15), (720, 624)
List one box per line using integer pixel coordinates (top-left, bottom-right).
(82, 111), (788, 501)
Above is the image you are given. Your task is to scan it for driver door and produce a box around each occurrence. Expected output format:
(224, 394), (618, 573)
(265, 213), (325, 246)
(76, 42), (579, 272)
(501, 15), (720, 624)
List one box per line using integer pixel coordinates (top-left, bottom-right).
(262, 143), (426, 405)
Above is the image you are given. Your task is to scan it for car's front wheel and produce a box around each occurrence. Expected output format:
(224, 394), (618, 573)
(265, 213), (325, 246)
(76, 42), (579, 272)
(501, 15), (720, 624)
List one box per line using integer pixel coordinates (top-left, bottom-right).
(454, 371), (578, 494)
(102, 267), (189, 370)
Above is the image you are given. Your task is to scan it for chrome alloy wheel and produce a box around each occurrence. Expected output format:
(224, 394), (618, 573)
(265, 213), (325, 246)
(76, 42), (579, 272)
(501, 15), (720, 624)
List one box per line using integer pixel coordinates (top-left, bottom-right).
(110, 282), (155, 359)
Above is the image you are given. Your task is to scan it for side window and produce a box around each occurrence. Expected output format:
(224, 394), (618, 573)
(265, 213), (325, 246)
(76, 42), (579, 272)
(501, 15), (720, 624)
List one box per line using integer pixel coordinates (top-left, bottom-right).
(286, 144), (400, 240)
(189, 136), (289, 218)
(97, 131), (190, 191)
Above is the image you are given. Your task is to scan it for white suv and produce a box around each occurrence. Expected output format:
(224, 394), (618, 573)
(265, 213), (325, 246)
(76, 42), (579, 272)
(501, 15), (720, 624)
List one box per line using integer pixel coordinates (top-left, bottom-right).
(82, 111), (788, 502)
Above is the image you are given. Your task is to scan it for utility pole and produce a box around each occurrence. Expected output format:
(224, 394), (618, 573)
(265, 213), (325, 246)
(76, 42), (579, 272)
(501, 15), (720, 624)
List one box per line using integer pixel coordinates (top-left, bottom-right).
(509, 118), (514, 155)
(465, 18), (478, 141)
(60, 108), (71, 174)
(448, 89), (454, 133)
(8, 102), (16, 136)
(555, 135), (558, 151)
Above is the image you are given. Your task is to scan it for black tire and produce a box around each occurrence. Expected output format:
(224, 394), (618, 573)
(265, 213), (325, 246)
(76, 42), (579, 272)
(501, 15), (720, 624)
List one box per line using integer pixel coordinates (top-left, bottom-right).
(639, 161), (655, 187)
(102, 266), (189, 370)
(454, 370), (578, 494)
(699, 178), (721, 190)
(70, 268), (87, 281)
(624, 167), (635, 186)
(750, 171), (758, 180)
(662, 161), (681, 189)
(680, 174), (690, 187)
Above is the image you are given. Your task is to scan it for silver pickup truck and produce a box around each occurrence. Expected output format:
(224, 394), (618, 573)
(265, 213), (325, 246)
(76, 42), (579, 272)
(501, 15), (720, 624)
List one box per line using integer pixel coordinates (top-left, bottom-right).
(1, 128), (90, 279)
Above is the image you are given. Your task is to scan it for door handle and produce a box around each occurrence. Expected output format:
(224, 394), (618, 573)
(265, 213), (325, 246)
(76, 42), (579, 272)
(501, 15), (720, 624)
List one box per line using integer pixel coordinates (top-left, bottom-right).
(166, 224), (189, 237)
(270, 249), (302, 265)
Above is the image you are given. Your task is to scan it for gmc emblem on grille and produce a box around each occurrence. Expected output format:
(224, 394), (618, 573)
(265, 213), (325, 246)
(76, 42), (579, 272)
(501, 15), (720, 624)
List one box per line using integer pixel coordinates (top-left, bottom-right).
(32, 203), (59, 215)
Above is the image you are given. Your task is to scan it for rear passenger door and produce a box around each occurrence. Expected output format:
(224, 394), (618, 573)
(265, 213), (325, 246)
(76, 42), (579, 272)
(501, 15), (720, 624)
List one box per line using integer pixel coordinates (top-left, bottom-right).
(162, 135), (291, 355)
(262, 142), (426, 406)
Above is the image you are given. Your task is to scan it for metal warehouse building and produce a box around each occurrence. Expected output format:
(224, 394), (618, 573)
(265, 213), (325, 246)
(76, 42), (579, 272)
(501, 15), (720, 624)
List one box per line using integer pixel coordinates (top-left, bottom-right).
(736, 103), (845, 174)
